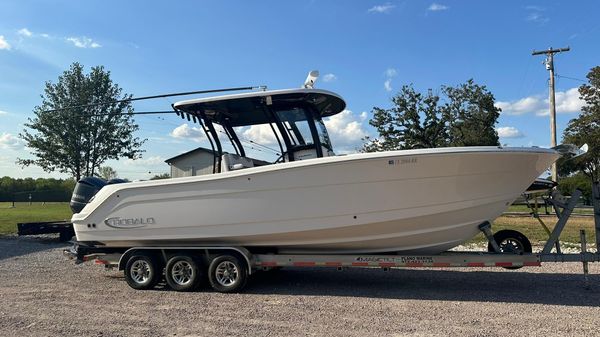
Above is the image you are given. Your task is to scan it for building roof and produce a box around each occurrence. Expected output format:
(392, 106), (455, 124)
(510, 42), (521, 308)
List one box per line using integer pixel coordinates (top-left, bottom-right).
(164, 147), (218, 164)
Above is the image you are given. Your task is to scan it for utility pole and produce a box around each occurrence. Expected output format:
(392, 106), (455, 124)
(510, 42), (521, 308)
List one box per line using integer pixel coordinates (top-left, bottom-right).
(532, 46), (570, 182)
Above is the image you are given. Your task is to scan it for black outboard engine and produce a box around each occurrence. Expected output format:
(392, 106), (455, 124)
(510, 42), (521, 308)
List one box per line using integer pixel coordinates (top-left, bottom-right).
(70, 177), (128, 214)
(70, 177), (106, 214)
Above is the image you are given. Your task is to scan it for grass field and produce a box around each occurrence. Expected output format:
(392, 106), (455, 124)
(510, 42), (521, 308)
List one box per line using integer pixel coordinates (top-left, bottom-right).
(0, 202), (596, 245)
(0, 202), (72, 235)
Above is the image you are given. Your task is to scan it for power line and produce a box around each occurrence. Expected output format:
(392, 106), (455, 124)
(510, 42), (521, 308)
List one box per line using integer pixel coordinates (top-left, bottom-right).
(555, 74), (587, 83)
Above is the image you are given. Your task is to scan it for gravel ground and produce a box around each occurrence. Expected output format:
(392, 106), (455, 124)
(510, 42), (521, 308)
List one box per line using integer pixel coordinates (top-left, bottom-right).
(1, 235), (600, 337)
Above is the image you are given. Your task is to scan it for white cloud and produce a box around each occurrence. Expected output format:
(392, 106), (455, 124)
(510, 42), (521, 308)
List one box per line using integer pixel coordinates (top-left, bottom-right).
(124, 156), (164, 166)
(497, 126), (525, 138)
(0, 36), (11, 50)
(495, 87), (583, 116)
(525, 6), (549, 24)
(322, 73), (337, 82)
(17, 28), (33, 37)
(0, 133), (22, 150)
(495, 96), (543, 115)
(324, 110), (369, 152)
(241, 125), (278, 145)
(170, 123), (205, 141)
(526, 12), (549, 24)
(385, 68), (398, 77)
(553, 88), (584, 115)
(368, 3), (395, 13)
(428, 3), (448, 11)
(384, 79), (393, 92)
(0, 110), (8, 115)
(66, 36), (101, 48)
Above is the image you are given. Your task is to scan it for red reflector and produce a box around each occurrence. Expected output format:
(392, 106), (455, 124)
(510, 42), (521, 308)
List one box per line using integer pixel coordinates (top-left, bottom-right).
(351, 262), (369, 267)
(293, 262), (316, 267)
(524, 261), (541, 266)
(467, 262), (485, 267)
(495, 262), (513, 267)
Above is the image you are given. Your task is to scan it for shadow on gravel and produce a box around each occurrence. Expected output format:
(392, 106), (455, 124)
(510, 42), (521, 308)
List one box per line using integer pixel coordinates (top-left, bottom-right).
(244, 267), (600, 307)
(0, 235), (68, 261)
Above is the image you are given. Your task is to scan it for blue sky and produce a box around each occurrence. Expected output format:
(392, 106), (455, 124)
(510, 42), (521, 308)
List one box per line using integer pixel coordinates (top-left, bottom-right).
(1, 1), (599, 180)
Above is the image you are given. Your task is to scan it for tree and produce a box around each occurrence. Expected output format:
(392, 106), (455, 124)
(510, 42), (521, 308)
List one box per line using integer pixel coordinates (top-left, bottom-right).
(558, 172), (592, 205)
(150, 173), (171, 180)
(18, 62), (145, 180)
(558, 66), (600, 182)
(362, 79), (500, 152)
(97, 166), (118, 180)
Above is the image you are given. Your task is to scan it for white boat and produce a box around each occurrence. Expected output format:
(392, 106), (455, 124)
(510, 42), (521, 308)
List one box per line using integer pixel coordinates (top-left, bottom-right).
(70, 81), (561, 254)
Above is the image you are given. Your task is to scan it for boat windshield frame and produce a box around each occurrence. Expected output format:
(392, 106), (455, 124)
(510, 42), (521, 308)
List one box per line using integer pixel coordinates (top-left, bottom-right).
(180, 102), (330, 173)
(172, 89), (344, 173)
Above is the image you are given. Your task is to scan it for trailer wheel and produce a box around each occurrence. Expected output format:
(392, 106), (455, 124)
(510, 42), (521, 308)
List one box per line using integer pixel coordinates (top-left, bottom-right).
(165, 255), (202, 292)
(208, 254), (248, 293)
(488, 230), (532, 270)
(124, 254), (160, 290)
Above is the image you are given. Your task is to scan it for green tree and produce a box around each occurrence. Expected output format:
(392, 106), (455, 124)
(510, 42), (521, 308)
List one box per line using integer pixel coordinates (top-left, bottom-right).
(362, 79), (500, 152)
(97, 166), (118, 180)
(558, 172), (592, 205)
(150, 173), (171, 180)
(18, 63), (145, 180)
(558, 66), (600, 182)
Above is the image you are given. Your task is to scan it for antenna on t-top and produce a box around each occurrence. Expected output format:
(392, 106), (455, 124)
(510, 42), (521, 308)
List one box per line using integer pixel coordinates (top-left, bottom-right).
(303, 70), (319, 89)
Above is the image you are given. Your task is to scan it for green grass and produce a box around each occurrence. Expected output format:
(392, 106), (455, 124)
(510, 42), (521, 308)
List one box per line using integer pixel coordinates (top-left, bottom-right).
(467, 215), (597, 245)
(0, 202), (72, 235)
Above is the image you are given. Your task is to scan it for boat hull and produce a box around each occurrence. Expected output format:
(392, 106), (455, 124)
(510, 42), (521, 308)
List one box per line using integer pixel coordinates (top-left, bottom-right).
(72, 147), (559, 254)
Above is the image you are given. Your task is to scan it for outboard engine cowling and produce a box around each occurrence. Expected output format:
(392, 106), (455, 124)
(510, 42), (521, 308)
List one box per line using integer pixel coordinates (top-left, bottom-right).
(70, 177), (107, 214)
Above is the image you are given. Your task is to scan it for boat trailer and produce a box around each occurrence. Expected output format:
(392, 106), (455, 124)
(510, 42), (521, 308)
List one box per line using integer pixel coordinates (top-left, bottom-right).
(66, 183), (600, 292)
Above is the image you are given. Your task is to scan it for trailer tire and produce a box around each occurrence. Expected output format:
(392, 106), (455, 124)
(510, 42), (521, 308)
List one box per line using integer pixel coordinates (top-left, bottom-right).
(488, 229), (532, 270)
(165, 255), (202, 292)
(208, 254), (248, 293)
(124, 254), (160, 290)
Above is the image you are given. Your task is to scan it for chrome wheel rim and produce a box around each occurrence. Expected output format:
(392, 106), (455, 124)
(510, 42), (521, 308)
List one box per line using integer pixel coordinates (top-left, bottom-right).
(171, 260), (194, 286)
(215, 261), (238, 287)
(499, 239), (523, 254)
(130, 260), (151, 284)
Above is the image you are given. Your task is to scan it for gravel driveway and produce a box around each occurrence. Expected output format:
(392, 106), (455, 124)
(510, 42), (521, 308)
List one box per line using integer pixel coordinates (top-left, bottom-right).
(1, 235), (599, 337)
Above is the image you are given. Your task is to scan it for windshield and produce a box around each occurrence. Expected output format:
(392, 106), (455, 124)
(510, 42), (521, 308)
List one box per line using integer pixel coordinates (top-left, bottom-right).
(316, 119), (332, 150)
(275, 108), (314, 147)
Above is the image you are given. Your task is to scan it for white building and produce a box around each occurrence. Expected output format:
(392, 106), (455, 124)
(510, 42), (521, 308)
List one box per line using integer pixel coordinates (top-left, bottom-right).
(165, 147), (218, 178)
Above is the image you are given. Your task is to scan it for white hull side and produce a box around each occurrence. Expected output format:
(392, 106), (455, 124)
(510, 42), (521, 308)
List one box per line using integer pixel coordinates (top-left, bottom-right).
(72, 147), (558, 254)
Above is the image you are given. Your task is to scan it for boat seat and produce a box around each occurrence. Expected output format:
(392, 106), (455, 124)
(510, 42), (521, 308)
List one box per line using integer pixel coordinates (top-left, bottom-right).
(221, 153), (255, 172)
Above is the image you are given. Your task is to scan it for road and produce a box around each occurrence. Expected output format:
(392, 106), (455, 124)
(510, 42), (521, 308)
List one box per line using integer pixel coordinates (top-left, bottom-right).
(1, 236), (599, 337)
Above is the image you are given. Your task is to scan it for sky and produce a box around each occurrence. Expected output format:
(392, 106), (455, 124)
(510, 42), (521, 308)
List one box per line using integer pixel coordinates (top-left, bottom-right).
(1, 1), (599, 180)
